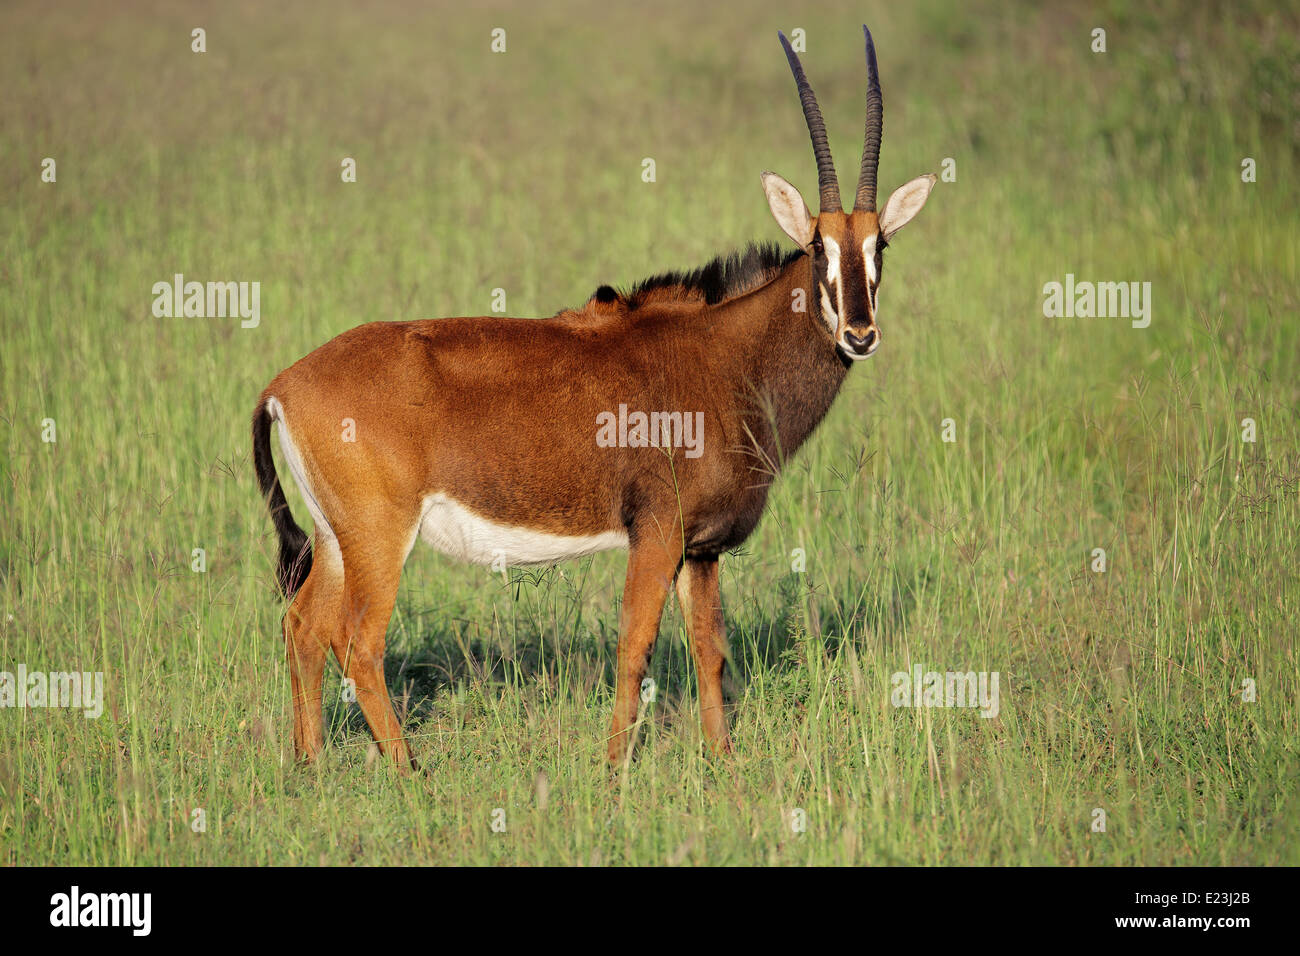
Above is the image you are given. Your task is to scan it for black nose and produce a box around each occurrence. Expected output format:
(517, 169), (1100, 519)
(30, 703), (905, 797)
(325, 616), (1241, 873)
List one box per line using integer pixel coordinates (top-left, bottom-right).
(845, 327), (878, 353)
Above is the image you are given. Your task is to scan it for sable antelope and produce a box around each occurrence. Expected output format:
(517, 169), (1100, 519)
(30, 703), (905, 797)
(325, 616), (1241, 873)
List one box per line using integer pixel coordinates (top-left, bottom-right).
(252, 26), (936, 769)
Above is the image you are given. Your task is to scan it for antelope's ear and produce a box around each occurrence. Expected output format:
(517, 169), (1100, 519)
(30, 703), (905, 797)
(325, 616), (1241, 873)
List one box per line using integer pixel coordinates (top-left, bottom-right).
(761, 171), (815, 249)
(879, 174), (937, 241)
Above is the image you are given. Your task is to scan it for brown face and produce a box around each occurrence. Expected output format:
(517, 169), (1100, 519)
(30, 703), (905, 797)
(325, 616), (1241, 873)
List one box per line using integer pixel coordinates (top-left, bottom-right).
(809, 210), (884, 361)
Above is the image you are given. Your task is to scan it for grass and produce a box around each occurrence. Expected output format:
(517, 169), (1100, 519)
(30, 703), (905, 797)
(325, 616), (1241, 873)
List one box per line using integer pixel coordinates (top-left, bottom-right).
(1, 0), (1297, 865)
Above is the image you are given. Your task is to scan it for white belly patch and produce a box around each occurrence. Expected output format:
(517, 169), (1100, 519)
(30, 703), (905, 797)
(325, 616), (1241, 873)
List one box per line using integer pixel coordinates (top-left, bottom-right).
(417, 493), (628, 567)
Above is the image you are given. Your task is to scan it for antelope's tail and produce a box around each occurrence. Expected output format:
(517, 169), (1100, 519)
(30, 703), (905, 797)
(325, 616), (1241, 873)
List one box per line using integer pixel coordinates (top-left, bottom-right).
(252, 400), (312, 598)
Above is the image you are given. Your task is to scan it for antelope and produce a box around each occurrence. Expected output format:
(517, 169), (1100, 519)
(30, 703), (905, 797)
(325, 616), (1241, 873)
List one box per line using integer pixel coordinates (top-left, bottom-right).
(252, 26), (936, 770)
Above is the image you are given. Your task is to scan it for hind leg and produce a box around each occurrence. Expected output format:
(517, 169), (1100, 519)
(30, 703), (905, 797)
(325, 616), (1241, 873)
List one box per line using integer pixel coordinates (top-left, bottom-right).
(332, 522), (415, 769)
(283, 534), (344, 762)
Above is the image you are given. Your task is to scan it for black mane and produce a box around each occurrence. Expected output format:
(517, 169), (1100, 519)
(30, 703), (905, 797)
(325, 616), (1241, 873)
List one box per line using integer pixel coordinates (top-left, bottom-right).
(613, 242), (803, 309)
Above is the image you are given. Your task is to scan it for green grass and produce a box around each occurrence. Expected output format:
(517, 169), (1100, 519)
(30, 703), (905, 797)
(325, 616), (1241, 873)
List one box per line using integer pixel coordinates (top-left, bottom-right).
(2, 0), (1297, 865)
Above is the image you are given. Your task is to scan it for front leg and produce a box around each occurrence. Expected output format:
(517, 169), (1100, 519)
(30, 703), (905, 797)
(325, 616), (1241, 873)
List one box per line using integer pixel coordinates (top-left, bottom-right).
(607, 529), (682, 765)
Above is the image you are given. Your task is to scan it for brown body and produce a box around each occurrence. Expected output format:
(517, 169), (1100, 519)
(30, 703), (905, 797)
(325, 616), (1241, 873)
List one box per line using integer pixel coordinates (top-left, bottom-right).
(257, 253), (845, 766)
(252, 26), (935, 769)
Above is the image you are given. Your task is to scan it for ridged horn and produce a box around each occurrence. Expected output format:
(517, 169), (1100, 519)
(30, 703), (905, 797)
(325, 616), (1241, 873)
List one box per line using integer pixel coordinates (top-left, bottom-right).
(778, 31), (841, 213)
(854, 24), (884, 212)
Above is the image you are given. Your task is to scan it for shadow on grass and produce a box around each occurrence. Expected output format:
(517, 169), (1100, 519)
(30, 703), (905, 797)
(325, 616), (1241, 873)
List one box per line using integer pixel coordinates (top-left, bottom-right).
(318, 562), (925, 745)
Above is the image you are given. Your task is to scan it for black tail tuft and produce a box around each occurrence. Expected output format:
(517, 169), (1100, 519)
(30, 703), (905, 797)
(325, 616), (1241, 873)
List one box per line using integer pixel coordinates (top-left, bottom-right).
(252, 402), (312, 599)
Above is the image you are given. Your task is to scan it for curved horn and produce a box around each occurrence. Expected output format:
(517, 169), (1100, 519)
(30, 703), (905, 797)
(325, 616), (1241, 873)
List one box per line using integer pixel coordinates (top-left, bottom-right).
(854, 24), (884, 212)
(778, 31), (841, 213)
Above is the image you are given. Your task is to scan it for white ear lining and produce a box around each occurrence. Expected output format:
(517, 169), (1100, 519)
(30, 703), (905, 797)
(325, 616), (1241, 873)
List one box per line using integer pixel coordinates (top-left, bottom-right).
(879, 174), (937, 241)
(761, 171), (814, 248)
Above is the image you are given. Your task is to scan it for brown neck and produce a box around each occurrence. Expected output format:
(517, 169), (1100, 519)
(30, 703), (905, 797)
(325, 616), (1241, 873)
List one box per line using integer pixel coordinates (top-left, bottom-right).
(721, 254), (851, 471)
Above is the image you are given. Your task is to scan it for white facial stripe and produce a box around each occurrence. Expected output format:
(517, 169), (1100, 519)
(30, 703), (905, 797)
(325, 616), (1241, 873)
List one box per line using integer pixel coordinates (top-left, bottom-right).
(818, 286), (837, 333)
(824, 235), (842, 282)
(862, 234), (877, 284)
(820, 235), (843, 334)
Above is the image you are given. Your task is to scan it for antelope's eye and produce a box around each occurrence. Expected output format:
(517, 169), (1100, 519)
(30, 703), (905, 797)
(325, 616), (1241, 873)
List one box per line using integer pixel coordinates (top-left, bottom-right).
(812, 235), (824, 256)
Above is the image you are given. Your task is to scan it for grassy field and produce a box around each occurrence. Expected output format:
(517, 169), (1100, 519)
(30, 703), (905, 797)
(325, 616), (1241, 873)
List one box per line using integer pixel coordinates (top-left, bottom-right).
(2, 0), (1297, 865)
